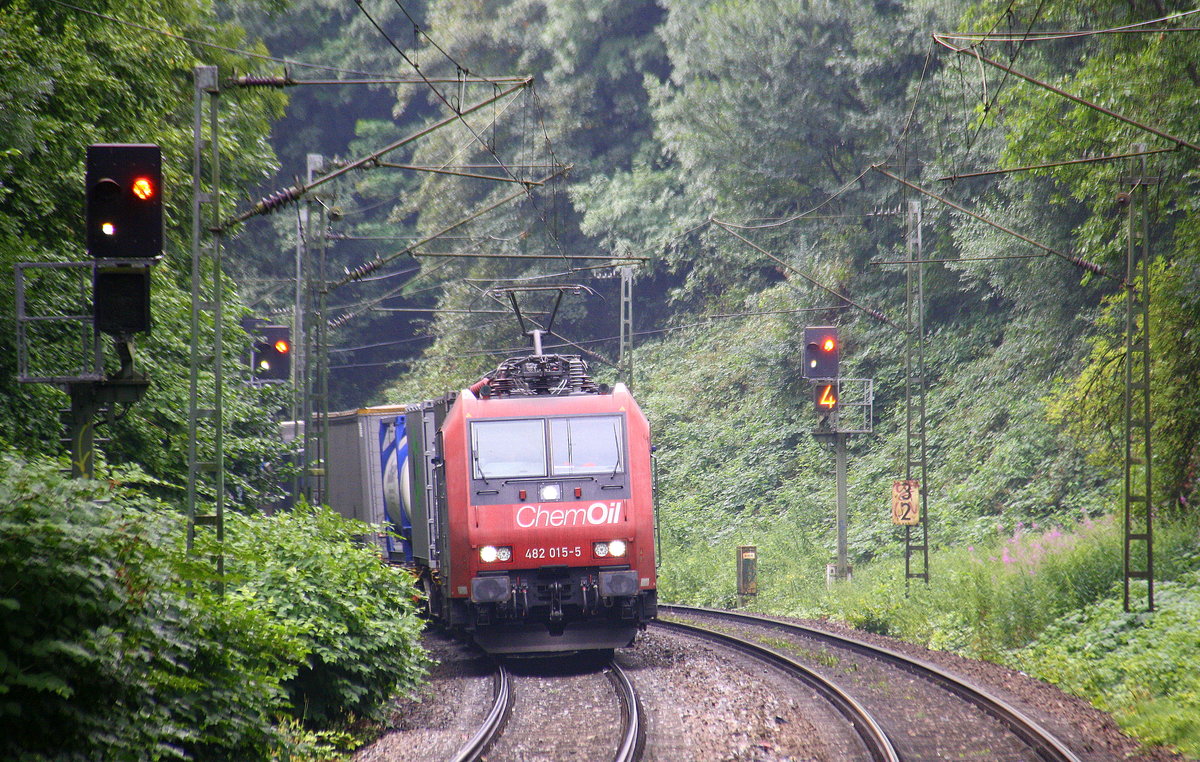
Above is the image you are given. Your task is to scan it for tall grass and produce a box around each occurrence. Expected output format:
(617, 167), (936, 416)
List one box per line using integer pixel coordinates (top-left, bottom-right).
(803, 514), (1127, 657)
(691, 511), (1200, 755)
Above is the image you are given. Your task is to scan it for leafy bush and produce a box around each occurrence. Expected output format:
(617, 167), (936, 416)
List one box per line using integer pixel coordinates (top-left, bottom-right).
(0, 454), (301, 760)
(1015, 572), (1200, 757)
(809, 514), (1200, 656)
(0, 454), (428, 759)
(216, 503), (428, 727)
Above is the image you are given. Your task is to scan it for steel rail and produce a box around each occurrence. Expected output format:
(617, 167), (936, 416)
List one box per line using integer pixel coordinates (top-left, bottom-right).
(608, 660), (644, 762)
(652, 618), (900, 762)
(661, 605), (1083, 762)
(450, 661), (512, 762)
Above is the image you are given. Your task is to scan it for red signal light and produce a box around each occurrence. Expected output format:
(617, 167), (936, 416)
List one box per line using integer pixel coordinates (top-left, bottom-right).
(273, 339), (290, 354)
(822, 337), (836, 352)
(131, 176), (155, 201)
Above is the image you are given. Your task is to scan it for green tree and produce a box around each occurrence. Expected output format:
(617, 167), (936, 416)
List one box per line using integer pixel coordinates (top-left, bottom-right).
(0, 0), (293, 505)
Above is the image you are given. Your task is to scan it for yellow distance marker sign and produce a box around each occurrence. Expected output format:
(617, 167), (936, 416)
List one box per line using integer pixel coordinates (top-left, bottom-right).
(891, 480), (921, 525)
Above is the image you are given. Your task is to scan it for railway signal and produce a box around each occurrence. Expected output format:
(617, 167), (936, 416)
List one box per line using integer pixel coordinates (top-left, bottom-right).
(803, 326), (839, 378)
(87, 144), (160, 335)
(252, 324), (292, 382)
(86, 144), (162, 259)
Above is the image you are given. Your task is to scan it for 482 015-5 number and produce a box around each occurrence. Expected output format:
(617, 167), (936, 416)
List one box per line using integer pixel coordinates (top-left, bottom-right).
(524, 546), (582, 560)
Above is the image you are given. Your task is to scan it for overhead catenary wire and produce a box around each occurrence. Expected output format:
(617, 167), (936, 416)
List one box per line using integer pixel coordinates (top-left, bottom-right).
(328, 303), (846, 369)
(351, 1), (580, 268)
(932, 34), (1200, 155)
(953, 0), (1049, 167)
(332, 164), (571, 290)
(224, 80), (531, 230)
(353, 0), (539, 195)
(938, 7), (1200, 43)
(709, 218), (902, 330)
(871, 164), (1123, 283)
(937, 146), (1177, 182)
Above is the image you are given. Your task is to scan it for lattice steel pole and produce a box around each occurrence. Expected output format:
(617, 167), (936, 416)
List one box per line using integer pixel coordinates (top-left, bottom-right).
(301, 154), (329, 506)
(904, 199), (930, 587)
(1122, 152), (1154, 612)
(619, 265), (634, 389)
(186, 65), (225, 591)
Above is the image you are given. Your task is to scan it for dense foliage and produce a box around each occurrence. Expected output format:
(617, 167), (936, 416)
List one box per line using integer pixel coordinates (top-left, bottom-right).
(0, 0), (292, 502)
(5, 0), (1200, 756)
(217, 504), (428, 727)
(0, 454), (295, 760)
(0, 453), (426, 759)
(1019, 572), (1200, 756)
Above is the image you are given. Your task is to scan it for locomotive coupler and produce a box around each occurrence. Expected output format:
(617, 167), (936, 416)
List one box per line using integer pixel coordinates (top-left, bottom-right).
(580, 577), (593, 612)
(547, 581), (565, 621)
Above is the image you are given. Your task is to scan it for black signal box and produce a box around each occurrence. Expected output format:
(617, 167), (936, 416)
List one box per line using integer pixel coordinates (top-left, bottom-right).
(94, 266), (152, 335)
(802, 326), (839, 379)
(86, 144), (162, 259)
(252, 324), (292, 382)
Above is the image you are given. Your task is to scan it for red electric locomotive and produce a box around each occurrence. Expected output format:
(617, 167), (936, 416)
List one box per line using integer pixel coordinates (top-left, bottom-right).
(403, 334), (658, 653)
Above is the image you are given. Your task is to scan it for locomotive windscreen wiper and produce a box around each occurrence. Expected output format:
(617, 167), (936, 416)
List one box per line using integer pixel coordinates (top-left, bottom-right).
(610, 423), (622, 478)
(473, 450), (490, 485)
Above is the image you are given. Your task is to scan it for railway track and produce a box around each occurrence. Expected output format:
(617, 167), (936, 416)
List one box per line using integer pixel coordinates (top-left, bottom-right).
(452, 656), (642, 762)
(609, 659), (645, 762)
(660, 604), (1085, 762)
(450, 661), (512, 762)
(651, 617), (900, 761)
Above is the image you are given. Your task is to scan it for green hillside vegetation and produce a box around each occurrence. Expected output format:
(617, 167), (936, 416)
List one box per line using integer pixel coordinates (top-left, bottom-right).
(370, 0), (1200, 755)
(0, 0), (425, 757)
(3, 0), (1200, 758)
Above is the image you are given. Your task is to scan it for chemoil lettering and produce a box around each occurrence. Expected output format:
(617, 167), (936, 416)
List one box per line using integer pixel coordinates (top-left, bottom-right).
(515, 501), (623, 528)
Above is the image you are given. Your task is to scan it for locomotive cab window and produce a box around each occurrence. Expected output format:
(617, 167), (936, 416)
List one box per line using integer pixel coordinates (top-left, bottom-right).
(550, 416), (624, 476)
(469, 415), (626, 482)
(471, 418), (547, 479)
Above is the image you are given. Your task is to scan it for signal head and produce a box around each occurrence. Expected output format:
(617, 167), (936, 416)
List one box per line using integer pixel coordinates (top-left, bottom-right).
(86, 144), (162, 259)
(802, 326), (839, 379)
(251, 324), (292, 382)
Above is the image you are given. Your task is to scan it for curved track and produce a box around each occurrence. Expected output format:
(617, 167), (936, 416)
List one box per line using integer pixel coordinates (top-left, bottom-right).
(453, 656), (642, 762)
(661, 604), (1084, 762)
(609, 660), (645, 762)
(652, 617), (900, 762)
(449, 661), (511, 762)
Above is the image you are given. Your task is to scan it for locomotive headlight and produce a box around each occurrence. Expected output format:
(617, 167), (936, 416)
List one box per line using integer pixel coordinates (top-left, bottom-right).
(479, 545), (512, 563)
(539, 483), (561, 501)
(594, 540), (627, 558)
